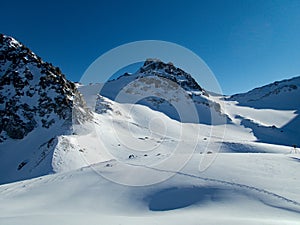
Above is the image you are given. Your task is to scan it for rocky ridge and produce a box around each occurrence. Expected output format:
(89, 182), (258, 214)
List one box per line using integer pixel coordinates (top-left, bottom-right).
(0, 34), (91, 141)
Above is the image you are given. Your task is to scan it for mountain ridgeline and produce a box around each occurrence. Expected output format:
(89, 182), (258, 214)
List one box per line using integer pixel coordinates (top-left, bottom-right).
(100, 59), (226, 124)
(0, 34), (91, 142)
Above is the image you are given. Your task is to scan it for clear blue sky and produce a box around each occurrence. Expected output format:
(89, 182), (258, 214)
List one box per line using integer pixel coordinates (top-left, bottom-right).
(1, 0), (300, 94)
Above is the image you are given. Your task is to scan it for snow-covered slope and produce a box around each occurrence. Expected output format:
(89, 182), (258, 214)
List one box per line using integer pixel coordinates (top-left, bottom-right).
(229, 76), (300, 110)
(224, 76), (300, 146)
(100, 59), (227, 125)
(1, 151), (300, 225)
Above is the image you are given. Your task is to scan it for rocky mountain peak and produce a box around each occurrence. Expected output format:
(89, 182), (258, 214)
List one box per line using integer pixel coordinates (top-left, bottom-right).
(100, 59), (224, 124)
(137, 58), (208, 96)
(0, 34), (91, 141)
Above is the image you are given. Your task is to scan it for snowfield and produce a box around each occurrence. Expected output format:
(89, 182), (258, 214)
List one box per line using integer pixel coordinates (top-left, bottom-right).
(1, 79), (300, 224)
(0, 153), (300, 225)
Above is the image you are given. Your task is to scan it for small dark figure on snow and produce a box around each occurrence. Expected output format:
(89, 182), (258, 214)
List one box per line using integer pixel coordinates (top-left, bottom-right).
(292, 144), (298, 154)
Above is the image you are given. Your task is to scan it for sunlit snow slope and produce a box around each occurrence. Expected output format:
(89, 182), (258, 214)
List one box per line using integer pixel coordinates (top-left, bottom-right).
(1, 35), (300, 225)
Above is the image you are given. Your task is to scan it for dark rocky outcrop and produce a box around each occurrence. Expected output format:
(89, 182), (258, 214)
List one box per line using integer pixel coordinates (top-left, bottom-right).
(0, 34), (91, 141)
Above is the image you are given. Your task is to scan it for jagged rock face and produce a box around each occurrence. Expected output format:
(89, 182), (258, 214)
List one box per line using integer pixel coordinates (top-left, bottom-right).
(126, 59), (209, 97)
(0, 34), (91, 141)
(103, 58), (209, 101)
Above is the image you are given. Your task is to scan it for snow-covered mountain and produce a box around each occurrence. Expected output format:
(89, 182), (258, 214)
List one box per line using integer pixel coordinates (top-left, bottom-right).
(1, 35), (300, 225)
(0, 34), (91, 184)
(100, 59), (227, 124)
(229, 76), (300, 110)
(226, 76), (300, 146)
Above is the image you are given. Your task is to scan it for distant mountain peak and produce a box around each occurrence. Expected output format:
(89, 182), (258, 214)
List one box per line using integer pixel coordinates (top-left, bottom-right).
(140, 58), (175, 69)
(124, 58), (207, 97)
(0, 34), (21, 48)
(100, 59), (226, 124)
(229, 75), (300, 109)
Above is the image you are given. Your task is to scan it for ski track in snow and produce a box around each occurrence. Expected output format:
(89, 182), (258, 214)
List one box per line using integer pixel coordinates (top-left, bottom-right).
(2, 163), (300, 212)
(139, 165), (300, 207)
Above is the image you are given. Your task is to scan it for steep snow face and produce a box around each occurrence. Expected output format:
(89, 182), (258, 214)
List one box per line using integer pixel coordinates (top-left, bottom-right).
(0, 34), (91, 184)
(100, 59), (227, 124)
